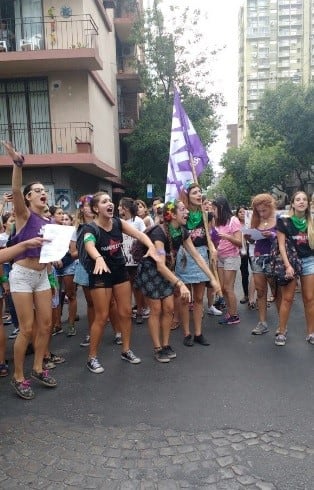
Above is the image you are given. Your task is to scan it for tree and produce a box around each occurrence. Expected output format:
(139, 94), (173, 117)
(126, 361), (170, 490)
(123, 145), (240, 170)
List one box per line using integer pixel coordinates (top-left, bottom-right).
(250, 82), (314, 192)
(122, 0), (222, 199)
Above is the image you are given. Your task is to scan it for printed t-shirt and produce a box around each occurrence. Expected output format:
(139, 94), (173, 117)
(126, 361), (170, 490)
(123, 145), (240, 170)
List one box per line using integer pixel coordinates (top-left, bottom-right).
(83, 217), (126, 270)
(276, 216), (314, 258)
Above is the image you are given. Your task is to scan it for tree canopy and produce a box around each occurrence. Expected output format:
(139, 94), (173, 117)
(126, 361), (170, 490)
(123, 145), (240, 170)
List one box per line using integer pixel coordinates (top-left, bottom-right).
(121, 0), (222, 199)
(211, 82), (314, 205)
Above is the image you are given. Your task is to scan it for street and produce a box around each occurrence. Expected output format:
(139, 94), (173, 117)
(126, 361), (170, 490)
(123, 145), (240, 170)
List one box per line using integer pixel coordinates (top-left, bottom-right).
(1, 283), (314, 489)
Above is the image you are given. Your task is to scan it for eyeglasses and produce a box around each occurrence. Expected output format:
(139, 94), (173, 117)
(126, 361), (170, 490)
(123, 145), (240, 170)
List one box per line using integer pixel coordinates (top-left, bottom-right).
(29, 188), (49, 194)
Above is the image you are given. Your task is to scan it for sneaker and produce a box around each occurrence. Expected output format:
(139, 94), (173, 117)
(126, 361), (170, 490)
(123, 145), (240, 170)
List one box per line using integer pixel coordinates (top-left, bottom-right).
(8, 327), (19, 339)
(3, 316), (12, 325)
(48, 352), (65, 364)
(52, 326), (63, 336)
(183, 334), (194, 347)
(87, 357), (104, 374)
(0, 361), (9, 377)
(227, 315), (240, 325)
(141, 307), (150, 318)
(214, 296), (226, 310)
(136, 314), (143, 325)
(43, 358), (56, 370)
(66, 324), (76, 337)
(207, 305), (223, 316)
(31, 369), (57, 387)
(240, 296), (249, 304)
(154, 348), (170, 363)
(218, 313), (231, 325)
(275, 334), (287, 346)
(80, 334), (90, 347)
(306, 334), (314, 345)
(113, 333), (122, 345)
(11, 378), (35, 400)
(163, 345), (177, 359)
(121, 349), (141, 364)
(251, 321), (269, 335)
(194, 334), (210, 346)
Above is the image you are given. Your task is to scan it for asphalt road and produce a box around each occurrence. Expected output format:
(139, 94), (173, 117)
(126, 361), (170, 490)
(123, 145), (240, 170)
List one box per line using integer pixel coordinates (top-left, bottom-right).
(1, 282), (314, 489)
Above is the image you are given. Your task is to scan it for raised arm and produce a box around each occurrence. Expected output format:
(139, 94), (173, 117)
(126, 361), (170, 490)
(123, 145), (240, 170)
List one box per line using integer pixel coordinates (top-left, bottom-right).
(1, 141), (29, 228)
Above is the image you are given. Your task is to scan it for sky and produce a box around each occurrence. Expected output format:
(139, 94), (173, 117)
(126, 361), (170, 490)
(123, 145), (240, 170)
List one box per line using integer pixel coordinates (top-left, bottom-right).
(158, 0), (244, 169)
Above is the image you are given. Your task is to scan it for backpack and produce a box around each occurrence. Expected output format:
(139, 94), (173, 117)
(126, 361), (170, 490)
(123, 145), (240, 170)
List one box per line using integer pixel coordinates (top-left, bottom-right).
(130, 224), (162, 263)
(76, 222), (100, 273)
(268, 228), (302, 286)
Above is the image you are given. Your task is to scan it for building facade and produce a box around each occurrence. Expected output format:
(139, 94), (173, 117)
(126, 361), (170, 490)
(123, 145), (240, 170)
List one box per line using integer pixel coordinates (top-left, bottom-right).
(238, 0), (314, 142)
(0, 0), (142, 211)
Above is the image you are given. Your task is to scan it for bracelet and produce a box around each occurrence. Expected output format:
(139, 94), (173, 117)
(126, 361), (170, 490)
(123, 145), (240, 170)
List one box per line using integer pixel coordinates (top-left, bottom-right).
(95, 255), (102, 260)
(174, 279), (181, 288)
(0, 275), (8, 284)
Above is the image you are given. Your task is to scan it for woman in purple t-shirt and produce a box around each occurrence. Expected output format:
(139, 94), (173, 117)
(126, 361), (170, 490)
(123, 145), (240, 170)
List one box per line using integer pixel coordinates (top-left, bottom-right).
(248, 194), (279, 336)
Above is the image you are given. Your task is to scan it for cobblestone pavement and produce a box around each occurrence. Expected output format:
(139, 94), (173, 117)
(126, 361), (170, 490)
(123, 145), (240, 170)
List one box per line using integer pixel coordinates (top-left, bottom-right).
(1, 415), (313, 489)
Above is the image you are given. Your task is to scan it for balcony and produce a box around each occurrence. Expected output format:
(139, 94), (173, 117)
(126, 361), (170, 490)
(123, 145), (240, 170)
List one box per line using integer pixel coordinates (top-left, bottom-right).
(117, 56), (142, 92)
(0, 122), (93, 156)
(0, 15), (101, 77)
(114, 0), (140, 43)
(119, 113), (137, 135)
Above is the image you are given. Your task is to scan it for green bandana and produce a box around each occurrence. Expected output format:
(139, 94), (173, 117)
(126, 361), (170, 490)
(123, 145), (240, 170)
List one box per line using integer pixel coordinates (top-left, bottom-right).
(291, 215), (307, 232)
(169, 224), (182, 239)
(187, 209), (203, 230)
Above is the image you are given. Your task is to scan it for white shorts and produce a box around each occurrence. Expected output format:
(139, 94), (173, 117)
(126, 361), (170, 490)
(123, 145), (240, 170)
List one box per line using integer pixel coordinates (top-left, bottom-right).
(217, 255), (241, 271)
(9, 263), (50, 293)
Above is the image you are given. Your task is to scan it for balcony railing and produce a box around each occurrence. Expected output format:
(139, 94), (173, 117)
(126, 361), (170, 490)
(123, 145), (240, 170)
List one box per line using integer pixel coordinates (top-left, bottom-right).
(0, 15), (98, 52)
(116, 0), (139, 18)
(119, 114), (136, 130)
(0, 122), (93, 155)
(117, 55), (138, 73)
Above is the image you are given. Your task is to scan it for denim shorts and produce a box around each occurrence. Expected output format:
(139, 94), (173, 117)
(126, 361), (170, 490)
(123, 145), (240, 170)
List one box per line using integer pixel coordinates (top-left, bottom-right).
(9, 263), (50, 293)
(251, 254), (271, 275)
(55, 260), (77, 277)
(217, 255), (241, 271)
(74, 261), (89, 287)
(301, 256), (314, 276)
(175, 245), (209, 284)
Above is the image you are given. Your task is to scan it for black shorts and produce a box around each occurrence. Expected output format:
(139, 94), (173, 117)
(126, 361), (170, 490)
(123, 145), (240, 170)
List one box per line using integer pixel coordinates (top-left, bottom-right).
(89, 268), (129, 289)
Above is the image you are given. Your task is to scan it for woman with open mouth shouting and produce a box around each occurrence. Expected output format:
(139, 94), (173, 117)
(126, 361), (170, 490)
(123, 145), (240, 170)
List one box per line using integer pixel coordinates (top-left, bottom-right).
(2, 141), (57, 400)
(82, 191), (160, 373)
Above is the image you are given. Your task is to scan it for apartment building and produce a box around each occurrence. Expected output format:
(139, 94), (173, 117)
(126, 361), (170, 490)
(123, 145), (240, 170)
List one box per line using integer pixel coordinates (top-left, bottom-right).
(238, 0), (313, 142)
(0, 0), (142, 211)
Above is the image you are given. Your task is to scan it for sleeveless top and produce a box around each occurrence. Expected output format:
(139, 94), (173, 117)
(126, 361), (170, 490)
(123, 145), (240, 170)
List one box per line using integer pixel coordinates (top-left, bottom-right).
(11, 211), (50, 262)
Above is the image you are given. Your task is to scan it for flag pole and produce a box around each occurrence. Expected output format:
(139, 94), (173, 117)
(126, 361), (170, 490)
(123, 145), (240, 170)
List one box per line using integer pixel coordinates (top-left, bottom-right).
(188, 154), (222, 294)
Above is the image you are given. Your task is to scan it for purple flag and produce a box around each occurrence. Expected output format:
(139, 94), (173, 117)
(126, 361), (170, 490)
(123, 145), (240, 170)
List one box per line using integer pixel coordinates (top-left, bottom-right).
(165, 88), (209, 201)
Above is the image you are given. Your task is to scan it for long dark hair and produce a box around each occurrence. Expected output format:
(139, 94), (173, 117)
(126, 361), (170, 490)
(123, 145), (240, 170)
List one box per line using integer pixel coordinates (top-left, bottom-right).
(212, 196), (233, 226)
(119, 197), (138, 219)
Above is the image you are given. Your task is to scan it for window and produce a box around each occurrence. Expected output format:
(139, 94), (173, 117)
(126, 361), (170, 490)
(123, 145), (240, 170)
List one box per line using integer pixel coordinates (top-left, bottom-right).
(0, 78), (51, 155)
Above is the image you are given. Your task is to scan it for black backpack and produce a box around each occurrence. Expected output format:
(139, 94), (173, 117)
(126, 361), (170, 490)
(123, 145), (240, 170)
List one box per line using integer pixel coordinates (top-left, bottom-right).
(76, 222), (100, 273)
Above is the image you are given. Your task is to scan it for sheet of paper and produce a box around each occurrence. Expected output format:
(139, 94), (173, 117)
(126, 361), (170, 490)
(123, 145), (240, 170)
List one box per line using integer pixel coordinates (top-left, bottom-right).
(242, 227), (265, 240)
(39, 224), (75, 263)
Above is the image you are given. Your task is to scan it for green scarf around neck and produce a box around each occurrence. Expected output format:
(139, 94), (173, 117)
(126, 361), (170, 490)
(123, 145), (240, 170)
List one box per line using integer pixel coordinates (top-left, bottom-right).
(187, 209), (203, 230)
(291, 215), (307, 232)
(169, 223), (182, 238)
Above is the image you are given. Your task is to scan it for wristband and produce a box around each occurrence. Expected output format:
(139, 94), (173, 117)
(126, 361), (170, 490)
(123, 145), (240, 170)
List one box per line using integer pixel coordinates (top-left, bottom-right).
(95, 255), (103, 260)
(48, 273), (58, 289)
(13, 155), (25, 168)
(0, 275), (8, 284)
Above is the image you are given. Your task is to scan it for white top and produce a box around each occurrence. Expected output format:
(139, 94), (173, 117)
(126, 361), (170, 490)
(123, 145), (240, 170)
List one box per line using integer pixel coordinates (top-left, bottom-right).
(122, 216), (145, 266)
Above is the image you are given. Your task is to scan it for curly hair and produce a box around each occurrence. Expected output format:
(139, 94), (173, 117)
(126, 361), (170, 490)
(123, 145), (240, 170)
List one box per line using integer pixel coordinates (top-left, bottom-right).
(250, 193), (276, 228)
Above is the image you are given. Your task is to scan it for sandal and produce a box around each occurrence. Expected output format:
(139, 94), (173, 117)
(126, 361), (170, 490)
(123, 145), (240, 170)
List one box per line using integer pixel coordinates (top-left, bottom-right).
(171, 320), (180, 331)
(0, 361), (9, 377)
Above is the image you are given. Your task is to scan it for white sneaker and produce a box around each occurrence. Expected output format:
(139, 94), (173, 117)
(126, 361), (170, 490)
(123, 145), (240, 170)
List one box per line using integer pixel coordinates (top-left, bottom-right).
(207, 305), (222, 316)
(87, 357), (104, 373)
(141, 307), (150, 318)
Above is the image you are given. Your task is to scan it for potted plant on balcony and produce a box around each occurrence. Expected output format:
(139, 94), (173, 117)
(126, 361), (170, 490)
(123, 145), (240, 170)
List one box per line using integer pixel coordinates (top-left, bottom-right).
(75, 137), (91, 153)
